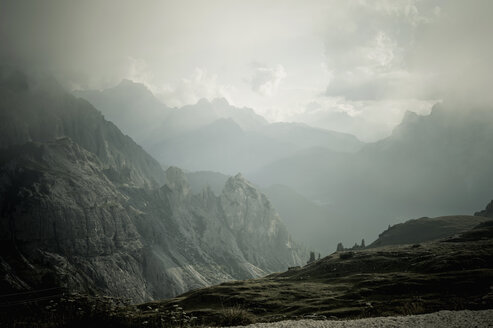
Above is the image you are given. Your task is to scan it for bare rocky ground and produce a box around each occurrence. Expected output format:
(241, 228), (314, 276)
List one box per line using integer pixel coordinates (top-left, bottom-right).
(234, 309), (493, 328)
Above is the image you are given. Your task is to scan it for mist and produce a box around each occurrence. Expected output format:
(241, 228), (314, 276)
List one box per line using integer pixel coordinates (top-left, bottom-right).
(1, 0), (493, 251)
(2, 1), (493, 325)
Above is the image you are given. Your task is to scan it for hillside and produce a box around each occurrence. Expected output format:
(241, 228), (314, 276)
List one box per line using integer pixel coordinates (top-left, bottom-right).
(369, 215), (492, 247)
(143, 222), (493, 326)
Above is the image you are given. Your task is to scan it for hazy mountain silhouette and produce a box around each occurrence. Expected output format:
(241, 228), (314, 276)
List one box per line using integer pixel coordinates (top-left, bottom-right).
(250, 104), (493, 248)
(77, 80), (363, 174)
(75, 79), (171, 143)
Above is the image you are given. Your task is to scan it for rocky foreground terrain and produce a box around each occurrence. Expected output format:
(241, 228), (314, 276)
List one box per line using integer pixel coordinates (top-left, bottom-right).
(1, 219), (491, 327)
(235, 309), (493, 328)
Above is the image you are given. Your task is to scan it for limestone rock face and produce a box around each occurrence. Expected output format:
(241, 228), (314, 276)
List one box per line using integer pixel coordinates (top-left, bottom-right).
(0, 138), (305, 302)
(220, 174), (303, 272)
(0, 70), (305, 302)
(0, 69), (165, 188)
(0, 139), (150, 301)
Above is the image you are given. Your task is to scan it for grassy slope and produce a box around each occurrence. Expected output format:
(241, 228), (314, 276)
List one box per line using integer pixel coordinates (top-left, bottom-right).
(369, 215), (492, 247)
(142, 223), (493, 325)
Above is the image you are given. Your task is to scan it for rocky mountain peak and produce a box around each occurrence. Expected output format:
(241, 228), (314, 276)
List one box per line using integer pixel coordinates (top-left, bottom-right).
(211, 97), (230, 107)
(401, 110), (419, 123)
(223, 173), (258, 196)
(475, 199), (493, 218)
(164, 166), (191, 196)
(114, 79), (153, 96)
(221, 174), (276, 232)
(196, 98), (211, 107)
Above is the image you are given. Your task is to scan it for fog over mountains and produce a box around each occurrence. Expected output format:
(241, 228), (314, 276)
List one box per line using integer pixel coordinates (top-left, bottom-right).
(76, 80), (493, 253)
(0, 69), (304, 301)
(76, 81), (362, 175)
(1, 3), (493, 325)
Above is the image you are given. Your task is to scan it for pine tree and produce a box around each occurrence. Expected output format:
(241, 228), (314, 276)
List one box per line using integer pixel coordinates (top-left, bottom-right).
(336, 242), (344, 252)
(361, 238), (365, 248)
(307, 251), (316, 264)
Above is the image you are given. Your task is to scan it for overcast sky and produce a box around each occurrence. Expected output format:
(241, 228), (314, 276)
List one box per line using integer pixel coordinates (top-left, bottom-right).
(1, 0), (492, 141)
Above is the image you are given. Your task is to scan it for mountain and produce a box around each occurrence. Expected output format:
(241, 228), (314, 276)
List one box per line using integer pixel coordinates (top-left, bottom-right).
(145, 101), (364, 174)
(475, 199), (493, 218)
(256, 122), (362, 153)
(74, 79), (170, 143)
(150, 118), (301, 174)
(249, 104), (493, 247)
(186, 170), (229, 195)
(186, 173), (337, 253)
(149, 97), (268, 140)
(0, 70), (165, 188)
(0, 69), (305, 302)
(77, 81), (268, 144)
(5, 214), (493, 326)
(261, 184), (334, 253)
(369, 215), (492, 248)
(76, 81), (364, 174)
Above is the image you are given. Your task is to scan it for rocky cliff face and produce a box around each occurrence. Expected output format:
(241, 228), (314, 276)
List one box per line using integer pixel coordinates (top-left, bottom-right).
(475, 199), (493, 218)
(0, 69), (165, 188)
(220, 174), (302, 272)
(0, 70), (305, 302)
(0, 139), (150, 301)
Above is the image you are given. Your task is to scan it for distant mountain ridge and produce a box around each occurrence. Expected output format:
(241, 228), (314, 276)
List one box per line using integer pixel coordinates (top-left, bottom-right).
(76, 80), (363, 174)
(250, 104), (493, 247)
(74, 79), (171, 143)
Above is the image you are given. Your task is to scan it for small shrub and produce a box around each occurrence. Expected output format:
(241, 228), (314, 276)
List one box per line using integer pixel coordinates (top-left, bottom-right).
(397, 300), (425, 315)
(218, 305), (254, 326)
(339, 251), (354, 260)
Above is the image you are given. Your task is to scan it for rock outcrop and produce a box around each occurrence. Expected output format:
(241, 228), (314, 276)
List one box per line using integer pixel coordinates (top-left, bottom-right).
(475, 199), (493, 218)
(0, 68), (165, 188)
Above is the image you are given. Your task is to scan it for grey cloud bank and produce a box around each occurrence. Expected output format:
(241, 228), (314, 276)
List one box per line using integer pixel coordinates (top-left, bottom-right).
(1, 0), (492, 140)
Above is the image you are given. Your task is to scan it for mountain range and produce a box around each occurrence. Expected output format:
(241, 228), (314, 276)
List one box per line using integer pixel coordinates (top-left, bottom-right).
(0, 69), (305, 302)
(77, 80), (493, 253)
(76, 80), (363, 174)
(250, 105), (493, 249)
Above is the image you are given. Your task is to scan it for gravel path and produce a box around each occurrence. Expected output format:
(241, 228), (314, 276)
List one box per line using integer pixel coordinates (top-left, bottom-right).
(235, 310), (493, 328)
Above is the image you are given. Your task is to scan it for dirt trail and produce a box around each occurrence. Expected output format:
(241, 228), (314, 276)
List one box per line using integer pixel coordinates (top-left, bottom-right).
(234, 309), (493, 328)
